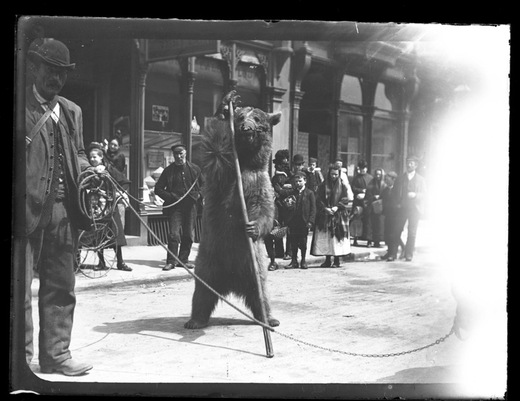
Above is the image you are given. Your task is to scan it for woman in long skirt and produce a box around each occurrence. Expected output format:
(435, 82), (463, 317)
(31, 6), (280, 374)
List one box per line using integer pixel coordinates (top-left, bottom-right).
(311, 165), (354, 268)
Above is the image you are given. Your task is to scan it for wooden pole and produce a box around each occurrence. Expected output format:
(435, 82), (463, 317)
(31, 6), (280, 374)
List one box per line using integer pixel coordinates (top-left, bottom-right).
(228, 103), (275, 358)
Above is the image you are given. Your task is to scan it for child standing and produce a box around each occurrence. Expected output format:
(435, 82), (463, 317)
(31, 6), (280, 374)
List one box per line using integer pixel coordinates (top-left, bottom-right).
(285, 171), (316, 269)
(86, 142), (132, 271)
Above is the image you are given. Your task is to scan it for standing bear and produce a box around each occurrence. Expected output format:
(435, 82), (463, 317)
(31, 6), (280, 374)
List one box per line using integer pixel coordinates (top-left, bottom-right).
(184, 91), (281, 329)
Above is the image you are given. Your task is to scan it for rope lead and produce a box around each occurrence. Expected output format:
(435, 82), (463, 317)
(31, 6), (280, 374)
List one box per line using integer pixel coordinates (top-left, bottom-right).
(89, 172), (456, 358)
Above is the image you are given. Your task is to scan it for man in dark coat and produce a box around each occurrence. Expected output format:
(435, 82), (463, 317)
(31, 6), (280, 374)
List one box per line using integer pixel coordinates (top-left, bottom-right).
(387, 156), (426, 262)
(24, 38), (93, 376)
(270, 149), (293, 260)
(155, 144), (202, 270)
(351, 160), (373, 246)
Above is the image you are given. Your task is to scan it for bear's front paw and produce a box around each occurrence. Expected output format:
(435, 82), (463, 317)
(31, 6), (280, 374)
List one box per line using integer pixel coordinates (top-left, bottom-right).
(215, 90), (241, 120)
(268, 317), (280, 327)
(245, 220), (260, 241)
(184, 319), (209, 329)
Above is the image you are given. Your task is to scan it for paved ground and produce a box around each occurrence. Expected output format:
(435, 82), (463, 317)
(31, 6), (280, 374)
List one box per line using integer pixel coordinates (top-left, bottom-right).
(21, 223), (507, 399)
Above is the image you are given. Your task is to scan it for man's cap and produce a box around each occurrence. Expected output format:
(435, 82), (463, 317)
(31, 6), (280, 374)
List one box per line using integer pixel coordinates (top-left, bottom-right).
(292, 154), (304, 164)
(309, 157), (317, 164)
(406, 155), (420, 163)
(28, 38), (76, 70)
(387, 171), (398, 179)
(171, 144), (187, 153)
(293, 171), (307, 180)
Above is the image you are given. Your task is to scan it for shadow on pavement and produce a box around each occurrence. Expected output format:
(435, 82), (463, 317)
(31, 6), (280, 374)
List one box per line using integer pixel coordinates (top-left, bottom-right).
(124, 259), (165, 269)
(375, 365), (457, 383)
(91, 316), (264, 357)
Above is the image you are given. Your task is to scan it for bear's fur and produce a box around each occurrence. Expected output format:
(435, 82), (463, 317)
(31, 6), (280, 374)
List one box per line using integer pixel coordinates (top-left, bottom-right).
(184, 91), (282, 329)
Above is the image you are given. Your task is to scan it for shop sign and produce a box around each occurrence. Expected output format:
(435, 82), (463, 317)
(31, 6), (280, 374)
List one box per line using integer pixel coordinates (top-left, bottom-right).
(147, 151), (164, 168)
(152, 105), (169, 124)
(146, 40), (221, 62)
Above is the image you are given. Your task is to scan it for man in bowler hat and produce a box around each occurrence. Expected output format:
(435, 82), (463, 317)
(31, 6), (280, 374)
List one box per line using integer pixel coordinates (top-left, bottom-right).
(25, 38), (93, 375)
(155, 144), (202, 270)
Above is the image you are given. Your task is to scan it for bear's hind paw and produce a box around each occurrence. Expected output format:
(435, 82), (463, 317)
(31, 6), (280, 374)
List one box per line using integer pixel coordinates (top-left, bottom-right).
(184, 319), (209, 329)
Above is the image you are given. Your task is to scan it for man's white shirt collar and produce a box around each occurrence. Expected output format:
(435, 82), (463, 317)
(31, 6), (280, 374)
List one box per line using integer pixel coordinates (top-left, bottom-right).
(33, 85), (60, 123)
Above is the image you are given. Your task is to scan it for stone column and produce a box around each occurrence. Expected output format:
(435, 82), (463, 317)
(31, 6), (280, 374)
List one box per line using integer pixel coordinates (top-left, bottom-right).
(290, 43), (312, 158)
(180, 57), (197, 161)
(220, 42), (241, 93)
(128, 40), (149, 238)
(385, 71), (419, 172)
(266, 85), (287, 113)
(360, 78), (377, 169)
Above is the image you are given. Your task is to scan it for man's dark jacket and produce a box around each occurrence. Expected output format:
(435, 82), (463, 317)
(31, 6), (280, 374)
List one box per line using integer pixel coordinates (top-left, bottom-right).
(25, 87), (90, 235)
(287, 187), (316, 227)
(154, 161), (202, 215)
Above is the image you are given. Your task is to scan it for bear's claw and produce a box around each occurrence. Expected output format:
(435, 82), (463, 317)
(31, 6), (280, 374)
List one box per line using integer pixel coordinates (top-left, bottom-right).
(184, 319), (209, 330)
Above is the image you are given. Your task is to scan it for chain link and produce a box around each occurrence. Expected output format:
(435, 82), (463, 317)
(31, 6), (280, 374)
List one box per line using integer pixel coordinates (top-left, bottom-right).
(114, 173), (457, 359)
(272, 326), (455, 358)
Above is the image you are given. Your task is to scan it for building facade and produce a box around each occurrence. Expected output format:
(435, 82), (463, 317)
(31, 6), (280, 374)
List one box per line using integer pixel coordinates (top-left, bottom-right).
(19, 20), (446, 245)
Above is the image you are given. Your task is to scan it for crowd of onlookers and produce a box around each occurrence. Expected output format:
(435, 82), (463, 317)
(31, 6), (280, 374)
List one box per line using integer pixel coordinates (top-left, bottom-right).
(265, 150), (426, 270)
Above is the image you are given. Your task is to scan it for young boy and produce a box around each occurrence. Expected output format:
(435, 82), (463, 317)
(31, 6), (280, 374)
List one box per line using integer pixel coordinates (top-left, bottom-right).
(86, 142), (132, 271)
(307, 157), (324, 193)
(285, 171), (316, 269)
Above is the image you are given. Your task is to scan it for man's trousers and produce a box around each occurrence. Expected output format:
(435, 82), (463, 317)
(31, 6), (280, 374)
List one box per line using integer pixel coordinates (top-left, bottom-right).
(25, 201), (77, 367)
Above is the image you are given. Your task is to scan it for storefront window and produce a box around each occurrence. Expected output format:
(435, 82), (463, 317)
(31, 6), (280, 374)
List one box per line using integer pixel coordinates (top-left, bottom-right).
(372, 82), (398, 174)
(338, 74), (363, 177)
(338, 112), (363, 177)
(192, 56), (225, 167)
(372, 114), (398, 174)
(142, 59), (183, 181)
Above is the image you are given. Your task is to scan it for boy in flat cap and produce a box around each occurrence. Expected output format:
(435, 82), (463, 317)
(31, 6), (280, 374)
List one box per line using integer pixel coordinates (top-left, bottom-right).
(155, 144), (202, 270)
(285, 171), (316, 269)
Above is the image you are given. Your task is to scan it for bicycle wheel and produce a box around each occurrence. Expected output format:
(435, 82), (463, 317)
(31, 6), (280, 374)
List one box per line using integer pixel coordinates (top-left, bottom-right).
(76, 220), (117, 279)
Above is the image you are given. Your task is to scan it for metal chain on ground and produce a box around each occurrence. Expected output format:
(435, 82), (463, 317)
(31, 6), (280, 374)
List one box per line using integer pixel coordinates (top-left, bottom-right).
(103, 174), (274, 332)
(105, 173), (457, 358)
(272, 326), (455, 358)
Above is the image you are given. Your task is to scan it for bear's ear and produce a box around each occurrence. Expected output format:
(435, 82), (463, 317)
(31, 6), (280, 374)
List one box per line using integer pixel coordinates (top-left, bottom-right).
(268, 112), (282, 127)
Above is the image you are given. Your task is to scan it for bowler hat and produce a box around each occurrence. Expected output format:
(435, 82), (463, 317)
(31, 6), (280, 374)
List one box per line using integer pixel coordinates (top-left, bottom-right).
(357, 160), (368, 169)
(171, 144), (187, 152)
(292, 154), (304, 164)
(28, 38), (76, 70)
